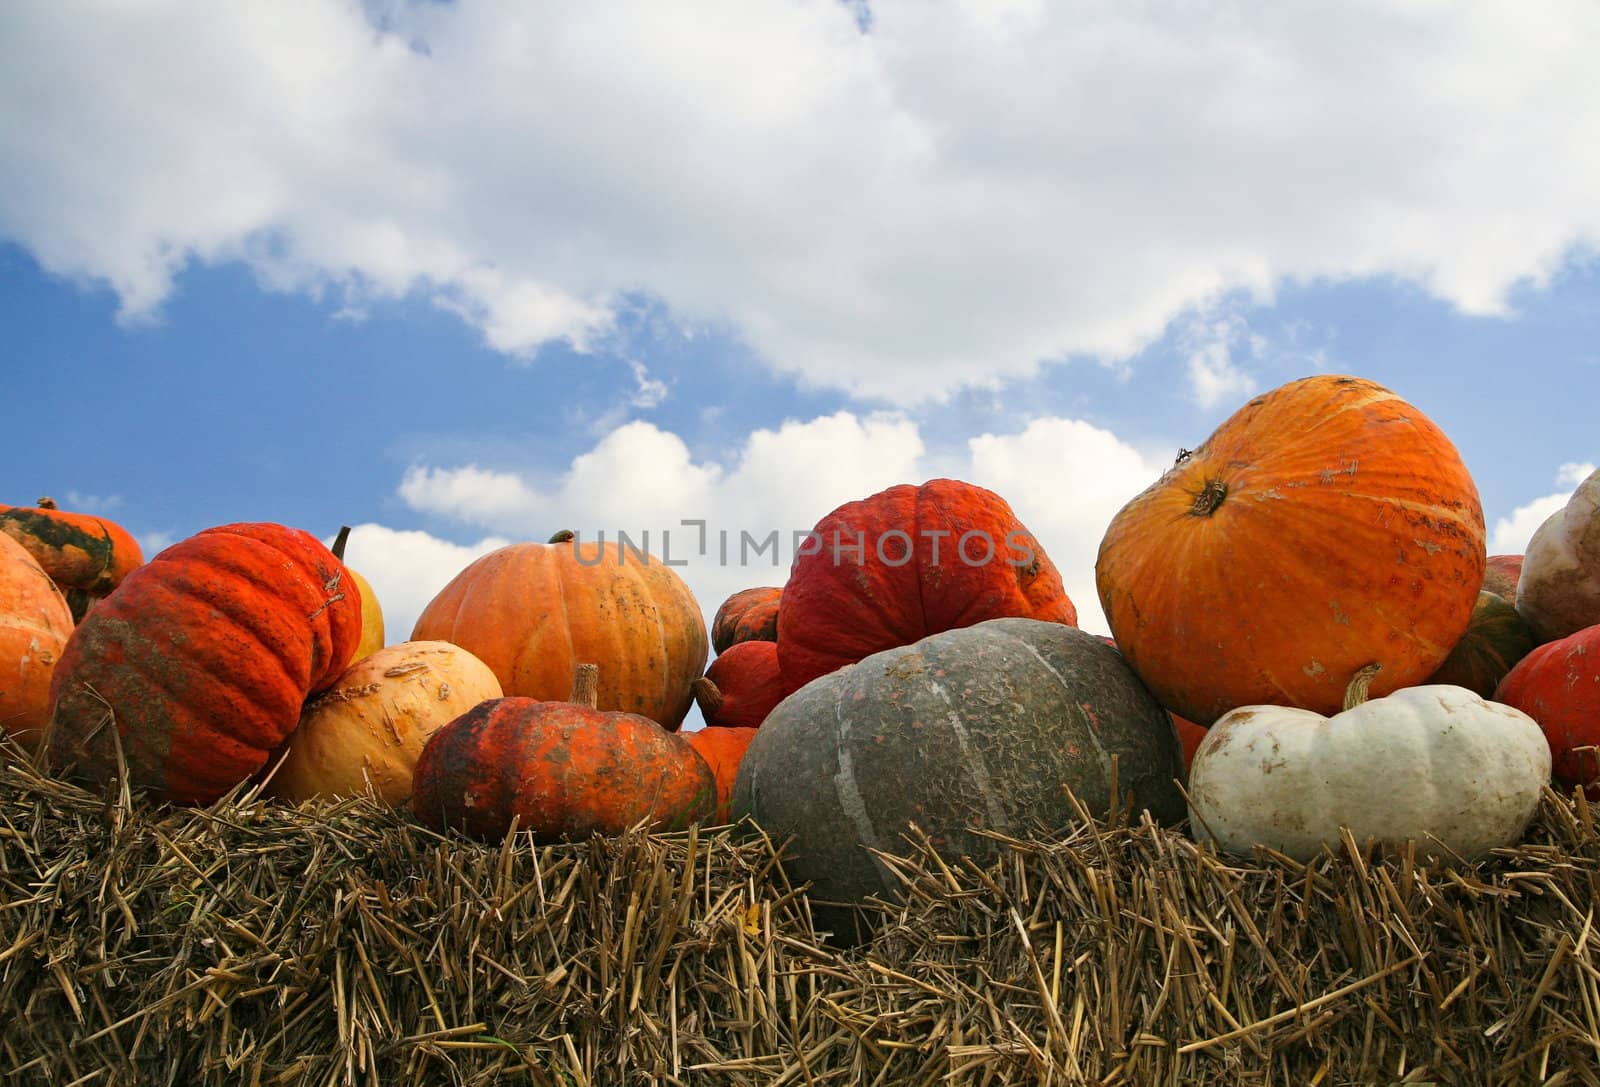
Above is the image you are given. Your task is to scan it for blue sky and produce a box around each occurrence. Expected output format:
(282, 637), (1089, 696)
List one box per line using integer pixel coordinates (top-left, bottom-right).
(4, 1), (1599, 664)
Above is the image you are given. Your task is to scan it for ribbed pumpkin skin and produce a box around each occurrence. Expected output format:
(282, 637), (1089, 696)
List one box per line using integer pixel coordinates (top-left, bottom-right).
(46, 523), (363, 804)
(777, 479), (1077, 695)
(1425, 591), (1536, 698)
(0, 533), (74, 749)
(1494, 624), (1600, 797)
(411, 697), (717, 841)
(411, 539), (707, 730)
(0, 500), (145, 621)
(268, 641), (502, 805)
(1096, 375), (1485, 726)
(711, 587), (781, 654)
(698, 640), (784, 729)
(734, 619), (1184, 934)
(685, 725), (757, 823)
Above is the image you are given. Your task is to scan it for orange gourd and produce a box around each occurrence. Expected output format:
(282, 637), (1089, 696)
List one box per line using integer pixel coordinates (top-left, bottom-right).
(412, 531), (707, 730)
(0, 533), (74, 750)
(684, 725), (758, 823)
(1096, 375), (1485, 725)
(711, 586), (781, 653)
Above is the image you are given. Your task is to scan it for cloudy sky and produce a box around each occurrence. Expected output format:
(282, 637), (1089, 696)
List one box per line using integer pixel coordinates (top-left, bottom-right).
(4, 1), (1598, 709)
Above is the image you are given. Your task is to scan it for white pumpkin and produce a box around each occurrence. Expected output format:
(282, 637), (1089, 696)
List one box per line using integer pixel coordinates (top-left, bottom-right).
(1188, 668), (1551, 862)
(1517, 466), (1600, 643)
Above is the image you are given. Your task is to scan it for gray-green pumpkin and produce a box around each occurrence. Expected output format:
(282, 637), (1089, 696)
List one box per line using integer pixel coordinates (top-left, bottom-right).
(731, 617), (1185, 939)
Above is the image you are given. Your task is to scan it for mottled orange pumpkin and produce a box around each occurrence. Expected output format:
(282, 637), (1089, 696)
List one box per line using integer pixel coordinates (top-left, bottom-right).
(0, 497), (145, 622)
(692, 640), (784, 729)
(711, 587), (781, 654)
(411, 669), (716, 842)
(411, 531), (707, 730)
(1096, 375), (1485, 725)
(46, 523), (363, 804)
(685, 725), (757, 823)
(777, 479), (1077, 694)
(0, 532), (74, 750)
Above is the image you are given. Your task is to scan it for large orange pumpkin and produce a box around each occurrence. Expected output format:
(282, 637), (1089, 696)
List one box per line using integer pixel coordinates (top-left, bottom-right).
(0, 532), (74, 750)
(1096, 375), (1484, 726)
(776, 479), (1077, 694)
(46, 523), (363, 804)
(0, 497), (145, 622)
(411, 531), (707, 730)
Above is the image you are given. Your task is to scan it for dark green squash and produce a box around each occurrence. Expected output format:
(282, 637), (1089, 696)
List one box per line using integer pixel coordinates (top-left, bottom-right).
(732, 618), (1184, 941)
(1425, 590), (1537, 698)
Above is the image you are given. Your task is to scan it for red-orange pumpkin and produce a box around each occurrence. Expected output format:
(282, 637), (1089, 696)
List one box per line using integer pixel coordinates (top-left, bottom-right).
(411, 670), (716, 841)
(1493, 623), (1600, 798)
(0, 497), (145, 622)
(711, 587), (781, 654)
(777, 479), (1077, 694)
(1096, 375), (1485, 726)
(684, 725), (758, 823)
(45, 523), (363, 804)
(692, 640), (784, 729)
(0, 532), (74, 750)
(412, 531), (707, 730)
(1483, 554), (1523, 604)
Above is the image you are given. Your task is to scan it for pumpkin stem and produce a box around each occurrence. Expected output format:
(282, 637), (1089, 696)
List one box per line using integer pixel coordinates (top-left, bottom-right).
(36, 496), (57, 510)
(1342, 663), (1383, 711)
(571, 663), (599, 709)
(331, 525), (352, 562)
(691, 676), (724, 716)
(1189, 480), (1227, 517)
(548, 530), (576, 545)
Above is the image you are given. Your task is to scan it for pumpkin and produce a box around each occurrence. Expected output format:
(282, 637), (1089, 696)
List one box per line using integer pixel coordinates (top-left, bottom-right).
(684, 725), (757, 823)
(711, 586), (781, 653)
(0, 496), (145, 622)
(734, 619), (1184, 939)
(692, 640), (784, 729)
(777, 479), (1077, 696)
(331, 526), (385, 665)
(1494, 624), (1600, 798)
(1096, 374), (1484, 726)
(412, 531), (707, 730)
(0, 533), (74, 751)
(1483, 554), (1523, 604)
(1424, 590), (1536, 697)
(1188, 667), (1551, 862)
(267, 641), (502, 805)
(1097, 634), (1205, 774)
(1515, 467), (1600, 643)
(411, 665), (717, 842)
(45, 523), (363, 804)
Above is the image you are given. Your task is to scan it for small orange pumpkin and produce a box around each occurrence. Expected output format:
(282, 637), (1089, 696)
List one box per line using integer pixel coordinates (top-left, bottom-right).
(1096, 375), (1485, 725)
(685, 726), (758, 823)
(711, 587), (781, 654)
(692, 640), (784, 729)
(0, 497), (144, 622)
(0, 533), (75, 750)
(411, 665), (716, 842)
(412, 531), (707, 729)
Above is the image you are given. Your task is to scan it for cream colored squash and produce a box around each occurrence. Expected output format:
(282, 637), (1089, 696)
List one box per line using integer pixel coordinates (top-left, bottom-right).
(269, 640), (501, 804)
(1517, 466), (1600, 643)
(1188, 667), (1551, 862)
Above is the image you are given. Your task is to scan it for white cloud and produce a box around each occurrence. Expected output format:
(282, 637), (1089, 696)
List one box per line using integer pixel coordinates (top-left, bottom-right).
(3, 2), (1598, 401)
(1491, 461), (1598, 553)
(1182, 314), (1260, 409)
(396, 464), (545, 529)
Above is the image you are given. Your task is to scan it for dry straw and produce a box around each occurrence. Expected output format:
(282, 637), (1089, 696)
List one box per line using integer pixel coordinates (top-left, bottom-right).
(1, 738), (1596, 1086)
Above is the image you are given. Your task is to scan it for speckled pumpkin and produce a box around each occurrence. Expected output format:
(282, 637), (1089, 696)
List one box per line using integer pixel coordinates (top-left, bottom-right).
(411, 531), (707, 730)
(0, 497), (144, 622)
(0, 532), (74, 750)
(711, 587), (782, 654)
(777, 479), (1077, 696)
(693, 640), (784, 729)
(1096, 375), (1484, 726)
(411, 695), (717, 842)
(45, 523), (362, 804)
(268, 641), (502, 805)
